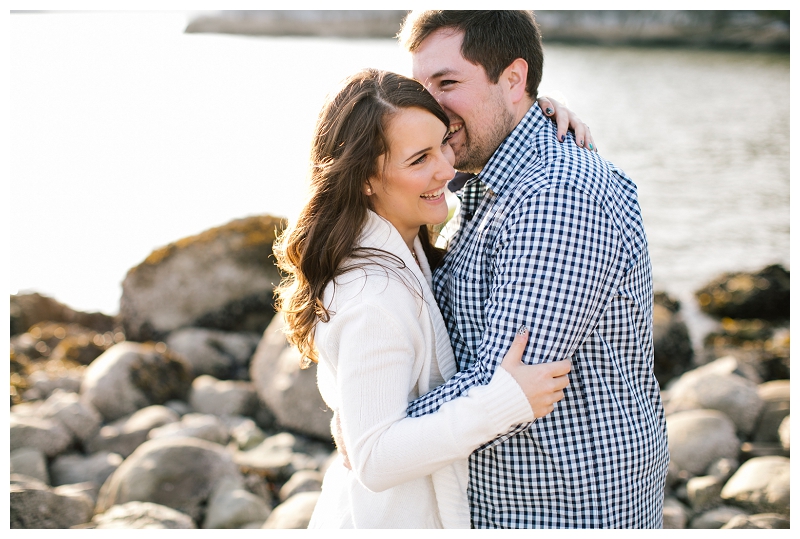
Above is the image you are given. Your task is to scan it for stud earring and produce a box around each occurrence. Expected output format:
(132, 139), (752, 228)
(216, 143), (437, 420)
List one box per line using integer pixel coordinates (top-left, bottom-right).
(365, 186), (372, 195)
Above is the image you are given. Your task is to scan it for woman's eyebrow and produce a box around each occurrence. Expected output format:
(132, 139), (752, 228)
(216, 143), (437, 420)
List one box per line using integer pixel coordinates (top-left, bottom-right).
(403, 146), (433, 163)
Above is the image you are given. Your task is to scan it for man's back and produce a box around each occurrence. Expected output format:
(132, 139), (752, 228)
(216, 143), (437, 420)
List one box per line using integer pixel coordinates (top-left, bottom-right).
(410, 103), (669, 528)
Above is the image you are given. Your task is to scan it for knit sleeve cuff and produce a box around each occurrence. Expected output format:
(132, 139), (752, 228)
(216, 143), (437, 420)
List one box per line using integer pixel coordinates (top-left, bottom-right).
(467, 366), (534, 430)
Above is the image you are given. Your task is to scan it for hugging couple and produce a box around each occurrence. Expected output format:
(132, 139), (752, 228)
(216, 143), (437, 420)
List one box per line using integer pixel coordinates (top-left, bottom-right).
(273, 10), (669, 529)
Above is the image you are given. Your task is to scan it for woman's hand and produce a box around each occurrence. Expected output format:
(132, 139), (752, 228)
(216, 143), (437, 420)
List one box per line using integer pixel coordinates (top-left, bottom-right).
(537, 96), (597, 152)
(499, 327), (571, 419)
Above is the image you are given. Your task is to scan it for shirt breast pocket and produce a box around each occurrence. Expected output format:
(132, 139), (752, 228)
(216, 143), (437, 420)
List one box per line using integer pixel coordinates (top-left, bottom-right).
(449, 262), (488, 355)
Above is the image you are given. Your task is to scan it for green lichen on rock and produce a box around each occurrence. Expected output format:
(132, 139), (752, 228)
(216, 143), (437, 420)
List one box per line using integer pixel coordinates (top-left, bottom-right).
(135, 215), (287, 272)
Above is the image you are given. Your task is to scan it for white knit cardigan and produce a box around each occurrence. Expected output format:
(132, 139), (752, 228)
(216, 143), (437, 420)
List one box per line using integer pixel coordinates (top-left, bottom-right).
(308, 211), (532, 529)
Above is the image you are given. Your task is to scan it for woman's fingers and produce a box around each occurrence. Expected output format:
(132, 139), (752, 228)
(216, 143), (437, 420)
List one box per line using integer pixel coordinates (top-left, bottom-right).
(537, 95), (598, 152)
(500, 326), (530, 369)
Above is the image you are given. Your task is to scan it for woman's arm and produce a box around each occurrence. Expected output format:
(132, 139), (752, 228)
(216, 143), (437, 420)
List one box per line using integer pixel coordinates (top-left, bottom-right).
(329, 300), (533, 493)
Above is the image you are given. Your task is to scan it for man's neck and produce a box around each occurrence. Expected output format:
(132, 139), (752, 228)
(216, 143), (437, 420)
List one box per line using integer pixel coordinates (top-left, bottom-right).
(513, 96), (537, 128)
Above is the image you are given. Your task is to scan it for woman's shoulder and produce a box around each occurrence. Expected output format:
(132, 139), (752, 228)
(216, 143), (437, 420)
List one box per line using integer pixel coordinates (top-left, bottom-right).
(326, 262), (422, 312)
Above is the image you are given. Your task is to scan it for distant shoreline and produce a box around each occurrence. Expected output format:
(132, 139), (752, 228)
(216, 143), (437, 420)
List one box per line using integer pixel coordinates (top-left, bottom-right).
(184, 10), (790, 52)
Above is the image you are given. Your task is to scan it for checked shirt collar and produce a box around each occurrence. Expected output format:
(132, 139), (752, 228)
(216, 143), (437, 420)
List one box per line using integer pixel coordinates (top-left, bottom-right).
(455, 103), (550, 222)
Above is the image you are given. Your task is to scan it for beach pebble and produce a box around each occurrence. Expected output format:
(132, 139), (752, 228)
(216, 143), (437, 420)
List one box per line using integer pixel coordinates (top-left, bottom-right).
(689, 505), (747, 529)
(262, 491), (320, 529)
(85, 405), (180, 458)
(753, 380), (789, 442)
(10, 475), (94, 529)
(665, 357), (764, 436)
(10, 447), (50, 485)
(202, 475), (272, 529)
(80, 342), (191, 422)
(188, 375), (258, 418)
(40, 389), (103, 442)
(10, 414), (73, 457)
(166, 327), (260, 380)
(148, 413), (230, 446)
(91, 501), (196, 529)
(49, 451), (123, 489)
(667, 410), (740, 475)
(96, 436), (243, 523)
(720, 456), (790, 515)
(250, 313), (333, 440)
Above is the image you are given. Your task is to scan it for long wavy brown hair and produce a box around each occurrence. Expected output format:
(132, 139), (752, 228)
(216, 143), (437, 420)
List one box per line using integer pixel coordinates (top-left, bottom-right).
(273, 69), (450, 366)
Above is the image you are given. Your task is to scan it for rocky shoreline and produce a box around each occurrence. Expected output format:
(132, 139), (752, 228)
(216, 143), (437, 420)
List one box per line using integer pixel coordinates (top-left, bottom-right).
(184, 10), (790, 51)
(10, 214), (790, 529)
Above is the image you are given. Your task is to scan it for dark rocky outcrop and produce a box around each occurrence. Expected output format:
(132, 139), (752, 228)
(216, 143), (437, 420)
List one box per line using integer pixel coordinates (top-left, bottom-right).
(11, 292), (116, 336)
(652, 292), (694, 388)
(183, 10), (789, 51)
(695, 264), (789, 322)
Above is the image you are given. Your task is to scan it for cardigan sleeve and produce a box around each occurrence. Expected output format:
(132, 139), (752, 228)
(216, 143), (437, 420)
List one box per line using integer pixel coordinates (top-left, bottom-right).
(329, 300), (533, 493)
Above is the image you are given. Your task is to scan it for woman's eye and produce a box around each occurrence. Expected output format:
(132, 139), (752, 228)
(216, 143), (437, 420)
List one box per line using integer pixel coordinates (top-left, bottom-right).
(411, 154), (427, 166)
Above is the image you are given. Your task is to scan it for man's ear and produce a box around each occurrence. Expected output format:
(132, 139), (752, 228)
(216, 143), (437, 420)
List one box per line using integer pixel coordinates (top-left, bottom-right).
(502, 58), (529, 104)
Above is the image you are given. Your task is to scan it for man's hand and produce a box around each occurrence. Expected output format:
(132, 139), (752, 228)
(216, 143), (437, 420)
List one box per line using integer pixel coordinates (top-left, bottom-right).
(537, 96), (597, 152)
(499, 327), (571, 419)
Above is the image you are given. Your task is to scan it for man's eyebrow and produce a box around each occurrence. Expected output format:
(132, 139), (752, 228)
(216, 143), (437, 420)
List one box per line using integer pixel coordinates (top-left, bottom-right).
(429, 68), (458, 80)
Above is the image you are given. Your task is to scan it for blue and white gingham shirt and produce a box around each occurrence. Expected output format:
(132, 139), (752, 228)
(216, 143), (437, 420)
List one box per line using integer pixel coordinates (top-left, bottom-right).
(408, 103), (669, 528)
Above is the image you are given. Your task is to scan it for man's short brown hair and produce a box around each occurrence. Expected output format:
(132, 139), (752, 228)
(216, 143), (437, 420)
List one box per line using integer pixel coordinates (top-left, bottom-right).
(398, 10), (544, 98)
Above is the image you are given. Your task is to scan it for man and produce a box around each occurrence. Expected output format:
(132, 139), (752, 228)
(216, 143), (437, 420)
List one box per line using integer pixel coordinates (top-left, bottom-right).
(399, 11), (669, 528)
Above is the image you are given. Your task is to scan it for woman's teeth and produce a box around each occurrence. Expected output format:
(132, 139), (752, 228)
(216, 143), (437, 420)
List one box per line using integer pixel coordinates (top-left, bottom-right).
(420, 188), (445, 200)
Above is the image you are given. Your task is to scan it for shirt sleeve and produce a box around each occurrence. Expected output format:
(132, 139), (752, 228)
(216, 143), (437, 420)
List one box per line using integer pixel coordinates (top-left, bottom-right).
(331, 300), (532, 493)
(407, 185), (624, 423)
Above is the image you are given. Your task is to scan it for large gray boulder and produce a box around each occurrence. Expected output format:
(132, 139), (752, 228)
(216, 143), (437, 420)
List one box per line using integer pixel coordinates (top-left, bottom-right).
(665, 356), (764, 436)
(91, 501), (197, 529)
(720, 456), (790, 515)
(95, 436), (244, 523)
(80, 342), (191, 422)
(667, 410), (740, 475)
(119, 215), (283, 341)
(250, 313), (333, 440)
(10, 475), (94, 529)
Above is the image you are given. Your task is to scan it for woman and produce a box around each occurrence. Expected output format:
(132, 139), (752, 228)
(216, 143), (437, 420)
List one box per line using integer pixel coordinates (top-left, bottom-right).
(273, 69), (571, 528)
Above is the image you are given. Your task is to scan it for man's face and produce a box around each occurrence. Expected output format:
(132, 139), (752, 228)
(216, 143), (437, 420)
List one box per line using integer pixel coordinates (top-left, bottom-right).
(411, 29), (515, 174)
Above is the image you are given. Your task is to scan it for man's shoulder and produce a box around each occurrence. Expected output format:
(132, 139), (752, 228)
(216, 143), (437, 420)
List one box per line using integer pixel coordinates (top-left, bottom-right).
(512, 130), (638, 208)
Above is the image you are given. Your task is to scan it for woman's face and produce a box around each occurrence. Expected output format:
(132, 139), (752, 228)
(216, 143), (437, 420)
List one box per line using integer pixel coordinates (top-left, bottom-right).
(368, 106), (456, 248)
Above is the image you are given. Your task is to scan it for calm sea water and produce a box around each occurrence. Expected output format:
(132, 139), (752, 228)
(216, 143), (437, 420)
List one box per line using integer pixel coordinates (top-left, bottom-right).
(10, 13), (790, 343)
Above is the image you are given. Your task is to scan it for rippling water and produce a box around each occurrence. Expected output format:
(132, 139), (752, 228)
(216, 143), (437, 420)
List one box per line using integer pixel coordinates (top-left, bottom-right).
(10, 13), (789, 344)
